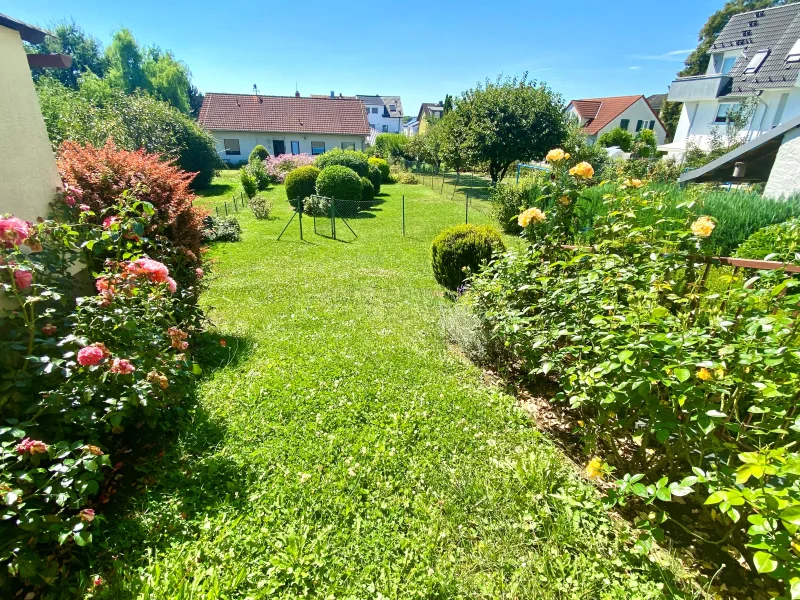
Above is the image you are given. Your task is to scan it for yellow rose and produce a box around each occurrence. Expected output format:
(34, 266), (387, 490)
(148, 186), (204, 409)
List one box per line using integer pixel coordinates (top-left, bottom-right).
(569, 162), (594, 179)
(564, 153), (571, 160)
(518, 207), (546, 227)
(559, 195), (571, 206)
(697, 368), (713, 381)
(585, 457), (604, 479)
(691, 216), (716, 238)
(546, 148), (567, 162)
(83, 445), (104, 456)
(623, 178), (644, 189)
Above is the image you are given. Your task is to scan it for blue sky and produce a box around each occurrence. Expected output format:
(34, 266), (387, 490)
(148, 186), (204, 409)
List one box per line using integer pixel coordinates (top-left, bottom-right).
(9, 0), (722, 116)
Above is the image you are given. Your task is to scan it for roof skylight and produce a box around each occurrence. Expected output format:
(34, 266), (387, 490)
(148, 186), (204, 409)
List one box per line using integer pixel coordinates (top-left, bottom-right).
(744, 49), (770, 74)
(787, 38), (800, 63)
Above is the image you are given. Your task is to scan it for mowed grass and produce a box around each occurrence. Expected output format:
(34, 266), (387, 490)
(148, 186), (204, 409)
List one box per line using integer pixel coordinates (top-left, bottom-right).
(91, 174), (696, 599)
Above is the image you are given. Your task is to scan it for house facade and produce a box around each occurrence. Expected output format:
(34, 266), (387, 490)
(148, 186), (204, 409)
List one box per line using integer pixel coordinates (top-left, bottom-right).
(417, 103), (444, 134)
(356, 95), (403, 133)
(0, 14), (63, 223)
(565, 95), (668, 146)
(198, 93), (370, 164)
(664, 3), (800, 158)
(403, 119), (419, 137)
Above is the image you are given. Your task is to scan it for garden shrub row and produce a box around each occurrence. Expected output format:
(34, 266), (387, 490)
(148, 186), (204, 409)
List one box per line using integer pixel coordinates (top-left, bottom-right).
(1, 143), (207, 592)
(469, 150), (800, 596)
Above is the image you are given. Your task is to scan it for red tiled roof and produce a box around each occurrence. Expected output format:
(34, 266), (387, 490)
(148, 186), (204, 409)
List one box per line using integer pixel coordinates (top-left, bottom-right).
(198, 93), (370, 136)
(568, 95), (648, 135)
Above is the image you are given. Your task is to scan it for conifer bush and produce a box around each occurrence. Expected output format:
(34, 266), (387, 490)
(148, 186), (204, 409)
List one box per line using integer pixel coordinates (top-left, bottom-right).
(249, 144), (269, 163)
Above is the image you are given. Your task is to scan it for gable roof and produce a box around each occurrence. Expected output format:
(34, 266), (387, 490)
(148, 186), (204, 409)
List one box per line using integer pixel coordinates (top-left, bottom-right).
(646, 93), (667, 113)
(0, 13), (49, 44)
(566, 95), (651, 135)
(198, 93), (370, 136)
(712, 3), (800, 96)
(356, 95), (404, 118)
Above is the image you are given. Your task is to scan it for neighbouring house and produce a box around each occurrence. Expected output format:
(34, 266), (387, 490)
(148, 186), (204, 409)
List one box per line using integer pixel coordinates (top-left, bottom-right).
(664, 3), (800, 159)
(417, 103), (444, 134)
(678, 113), (800, 199)
(403, 118), (419, 137)
(198, 92), (370, 164)
(357, 95), (403, 133)
(565, 95), (668, 146)
(0, 13), (67, 222)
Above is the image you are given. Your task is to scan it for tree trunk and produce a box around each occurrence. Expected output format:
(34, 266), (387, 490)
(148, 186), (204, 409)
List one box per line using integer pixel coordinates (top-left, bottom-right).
(489, 162), (499, 184)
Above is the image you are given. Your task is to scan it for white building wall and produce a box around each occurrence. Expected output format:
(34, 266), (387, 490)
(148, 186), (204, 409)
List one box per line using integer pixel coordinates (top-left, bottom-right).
(209, 131), (367, 164)
(0, 26), (63, 222)
(764, 128), (800, 199)
(361, 100), (401, 133)
(593, 98), (668, 145)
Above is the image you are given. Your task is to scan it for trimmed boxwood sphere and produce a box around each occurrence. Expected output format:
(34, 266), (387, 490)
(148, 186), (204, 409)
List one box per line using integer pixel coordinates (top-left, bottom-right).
(367, 163), (382, 195)
(368, 157), (390, 182)
(315, 165), (363, 203)
(285, 165), (320, 209)
(431, 224), (505, 291)
(315, 148), (369, 177)
(249, 144), (269, 163)
(360, 177), (375, 204)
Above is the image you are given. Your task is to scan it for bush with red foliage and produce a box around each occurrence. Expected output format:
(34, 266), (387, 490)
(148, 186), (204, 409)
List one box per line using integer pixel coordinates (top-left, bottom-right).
(57, 140), (207, 261)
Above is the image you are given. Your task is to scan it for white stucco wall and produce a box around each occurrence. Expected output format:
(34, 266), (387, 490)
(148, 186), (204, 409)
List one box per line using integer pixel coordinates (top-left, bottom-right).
(363, 103), (401, 133)
(671, 88), (800, 155)
(209, 131), (367, 164)
(764, 128), (800, 199)
(0, 26), (62, 222)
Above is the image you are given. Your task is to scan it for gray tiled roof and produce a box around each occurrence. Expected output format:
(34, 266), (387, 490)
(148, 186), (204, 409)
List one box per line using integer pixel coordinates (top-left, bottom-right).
(356, 95), (404, 118)
(710, 3), (800, 97)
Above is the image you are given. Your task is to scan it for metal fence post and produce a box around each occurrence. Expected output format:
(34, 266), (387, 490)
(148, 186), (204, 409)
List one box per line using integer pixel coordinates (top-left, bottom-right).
(440, 173), (445, 195)
(465, 190), (469, 224)
(299, 203), (303, 240)
(402, 194), (405, 236)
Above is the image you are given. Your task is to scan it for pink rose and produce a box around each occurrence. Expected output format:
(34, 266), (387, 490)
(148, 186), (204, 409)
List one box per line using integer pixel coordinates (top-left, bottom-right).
(13, 268), (32, 290)
(166, 277), (177, 293)
(79, 204), (91, 212)
(0, 217), (32, 248)
(103, 216), (120, 229)
(77, 345), (106, 366)
(16, 438), (48, 455)
(80, 508), (95, 522)
(109, 358), (135, 375)
(195, 268), (204, 279)
(93, 576), (103, 587)
(127, 258), (170, 284)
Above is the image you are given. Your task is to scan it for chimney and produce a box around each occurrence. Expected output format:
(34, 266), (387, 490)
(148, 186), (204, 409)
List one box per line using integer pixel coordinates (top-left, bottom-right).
(295, 91), (300, 97)
(330, 90), (335, 99)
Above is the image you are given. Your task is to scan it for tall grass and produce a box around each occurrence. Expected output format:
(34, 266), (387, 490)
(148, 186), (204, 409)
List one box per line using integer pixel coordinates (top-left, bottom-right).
(577, 183), (800, 255)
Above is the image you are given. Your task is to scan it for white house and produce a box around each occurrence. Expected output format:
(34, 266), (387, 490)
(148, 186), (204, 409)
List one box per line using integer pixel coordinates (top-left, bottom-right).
(565, 95), (668, 146)
(403, 119), (419, 137)
(356, 95), (403, 133)
(664, 3), (800, 159)
(198, 92), (370, 164)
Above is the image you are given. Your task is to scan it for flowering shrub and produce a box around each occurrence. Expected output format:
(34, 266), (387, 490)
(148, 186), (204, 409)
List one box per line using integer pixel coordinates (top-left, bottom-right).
(0, 198), (203, 590)
(264, 153), (315, 183)
(469, 149), (800, 596)
(57, 140), (206, 267)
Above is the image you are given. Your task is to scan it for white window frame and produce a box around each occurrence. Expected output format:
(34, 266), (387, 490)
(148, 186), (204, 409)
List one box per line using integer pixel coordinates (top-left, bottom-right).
(223, 139), (240, 156)
(743, 49), (769, 74)
(290, 141), (300, 155)
(382, 125), (389, 132)
(715, 103), (739, 124)
(721, 56), (737, 74)
(311, 141), (325, 155)
(787, 38), (800, 63)
(371, 107), (379, 114)
(341, 142), (356, 151)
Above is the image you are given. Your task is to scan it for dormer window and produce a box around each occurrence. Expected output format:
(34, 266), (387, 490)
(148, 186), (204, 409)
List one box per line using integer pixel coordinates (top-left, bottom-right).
(721, 56), (737, 74)
(743, 49), (769, 74)
(389, 104), (396, 111)
(787, 38), (800, 63)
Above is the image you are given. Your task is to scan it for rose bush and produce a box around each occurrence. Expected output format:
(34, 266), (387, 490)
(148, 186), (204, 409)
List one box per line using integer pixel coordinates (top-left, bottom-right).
(0, 194), (204, 591)
(468, 149), (800, 596)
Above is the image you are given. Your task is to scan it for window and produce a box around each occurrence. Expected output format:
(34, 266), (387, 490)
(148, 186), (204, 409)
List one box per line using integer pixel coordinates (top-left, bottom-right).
(382, 125), (389, 132)
(223, 139), (240, 156)
(389, 104), (396, 111)
(787, 38), (800, 63)
(371, 107), (379, 114)
(341, 142), (356, 150)
(635, 120), (644, 132)
(311, 141), (325, 155)
(291, 141), (300, 155)
(715, 103), (739, 123)
(649, 120), (656, 130)
(619, 119), (630, 131)
(743, 49), (769, 74)
(722, 56), (737, 74)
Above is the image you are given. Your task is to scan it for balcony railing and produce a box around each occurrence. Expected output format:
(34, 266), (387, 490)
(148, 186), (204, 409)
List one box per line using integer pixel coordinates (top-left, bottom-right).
(667, 74), (733, 102)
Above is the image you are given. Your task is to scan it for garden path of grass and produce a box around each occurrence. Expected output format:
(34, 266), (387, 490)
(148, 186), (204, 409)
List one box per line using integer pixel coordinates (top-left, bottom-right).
(100, 174), (695, 598)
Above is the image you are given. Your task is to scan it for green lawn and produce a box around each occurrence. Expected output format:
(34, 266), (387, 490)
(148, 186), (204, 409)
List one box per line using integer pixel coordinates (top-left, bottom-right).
(94, 174), (695, 598)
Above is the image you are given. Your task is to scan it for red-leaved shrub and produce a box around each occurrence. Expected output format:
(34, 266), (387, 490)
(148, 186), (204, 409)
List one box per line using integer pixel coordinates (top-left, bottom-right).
(57, 140), (206, 260)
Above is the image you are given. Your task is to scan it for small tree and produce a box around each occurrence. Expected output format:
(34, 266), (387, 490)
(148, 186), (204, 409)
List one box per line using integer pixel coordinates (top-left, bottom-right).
(632, 129), (658, 158)
(240, 168), (257, 199)
(597, 127), (634, 152)
(373, 133), (407, 160)
(456, 74), (567, 183)
(438, 110), (470, 176)
(249, 144), (269, 163)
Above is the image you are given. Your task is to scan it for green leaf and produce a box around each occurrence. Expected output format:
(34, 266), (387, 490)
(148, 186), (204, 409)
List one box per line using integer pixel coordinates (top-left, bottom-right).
(73, 530), (92, 547)
(655, 487), (671, 502)
(781, 506), (800, 526)
(753, 551), (778, 574)
(673, 368), (690, 383)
